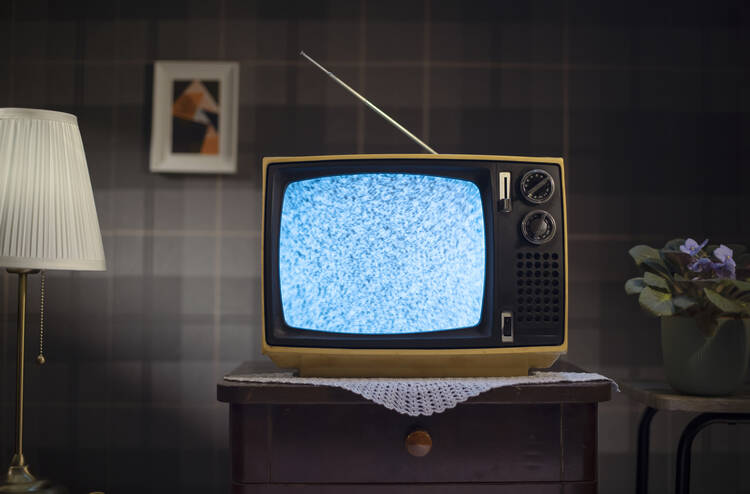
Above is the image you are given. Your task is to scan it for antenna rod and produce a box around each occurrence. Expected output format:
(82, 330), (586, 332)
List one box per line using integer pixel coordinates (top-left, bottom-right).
(300, 51), (437, 154)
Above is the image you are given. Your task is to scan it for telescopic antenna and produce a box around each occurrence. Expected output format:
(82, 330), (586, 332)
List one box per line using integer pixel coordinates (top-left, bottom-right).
(300, 51), (437, 154)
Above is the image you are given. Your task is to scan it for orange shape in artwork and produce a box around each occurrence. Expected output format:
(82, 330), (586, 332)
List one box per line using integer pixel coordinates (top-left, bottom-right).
(173, 91), (202, 121)
(173, 80), (220, 122)
(201, 125), (219, 154)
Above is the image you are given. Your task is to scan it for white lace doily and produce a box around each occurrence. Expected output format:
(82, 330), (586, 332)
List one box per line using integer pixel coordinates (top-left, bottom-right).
(224, 371), (617, 416)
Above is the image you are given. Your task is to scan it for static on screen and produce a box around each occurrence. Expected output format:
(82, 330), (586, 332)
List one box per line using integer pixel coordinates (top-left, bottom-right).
(278, 173), (486, 334)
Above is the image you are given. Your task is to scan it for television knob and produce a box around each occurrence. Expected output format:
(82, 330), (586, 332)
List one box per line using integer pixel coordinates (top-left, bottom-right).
(521, 210), (556, 245)
(520, 169), (555, 204)
(405, 429), (432, 457)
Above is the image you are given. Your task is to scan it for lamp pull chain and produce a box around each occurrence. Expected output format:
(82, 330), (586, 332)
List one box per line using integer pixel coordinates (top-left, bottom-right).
(36, 271), (46, 366)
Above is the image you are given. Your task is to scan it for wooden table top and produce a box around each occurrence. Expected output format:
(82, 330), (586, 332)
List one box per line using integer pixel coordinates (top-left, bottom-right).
(621, 381), (750, 413)
(217, 360), (613, 405)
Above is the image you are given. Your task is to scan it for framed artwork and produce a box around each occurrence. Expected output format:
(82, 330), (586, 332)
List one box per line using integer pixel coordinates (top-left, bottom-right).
(150, 61), (239, 173)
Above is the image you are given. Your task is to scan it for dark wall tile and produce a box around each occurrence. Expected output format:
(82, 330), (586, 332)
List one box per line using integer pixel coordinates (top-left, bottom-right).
(12, 0), (50, 21)
(365, 66), (424, 108)
(0, 64), (8, 106)
(366, 20), (424, 61)
(256, 20), (290, 60)
(321, 107), (359, 152)
(226, 20), (258, 60)
(255, 105), (328, 155)
(156, 19), (223, 59)
(225, 0), (258, 19)
(82, 64), (117, 106)
(84, 20), (116, 60)
(297, 18), (362, 61)
(48, 0), (117, 21)
(11, 62), (77, 107)
(115, 19), (152, 60)
(118, 0), (191, 20)
(13, 20), (78, 61)
(430, 21), (492, 62)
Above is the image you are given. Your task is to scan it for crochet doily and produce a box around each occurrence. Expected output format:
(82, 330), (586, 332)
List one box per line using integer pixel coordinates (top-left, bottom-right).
(224, 371), (617, 417)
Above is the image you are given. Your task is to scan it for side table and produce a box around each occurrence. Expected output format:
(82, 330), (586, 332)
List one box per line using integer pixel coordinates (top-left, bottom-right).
(621, 382), (750, 494)
(218, 361), (611, 493)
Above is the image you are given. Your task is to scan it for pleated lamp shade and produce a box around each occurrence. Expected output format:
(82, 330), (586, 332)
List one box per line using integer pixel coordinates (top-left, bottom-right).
(0, 108), (106, 271)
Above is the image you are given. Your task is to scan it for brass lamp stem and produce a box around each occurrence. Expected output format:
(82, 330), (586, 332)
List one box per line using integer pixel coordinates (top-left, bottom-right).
(13, 271), (28, 467)
(1, 269), (66, 493)
(0, 268), (63, 492)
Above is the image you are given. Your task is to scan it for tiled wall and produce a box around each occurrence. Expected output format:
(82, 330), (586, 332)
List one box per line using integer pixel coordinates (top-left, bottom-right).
(1, 0), (749, 493)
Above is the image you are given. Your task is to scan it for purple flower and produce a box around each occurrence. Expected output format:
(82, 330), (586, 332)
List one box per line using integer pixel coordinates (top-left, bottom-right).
(688, 257), (713, 274)
(713, 244), (733, 263)
(680, 238), (708, 256)
(712, 245), (736, 280)
(712, 258), (736, 280)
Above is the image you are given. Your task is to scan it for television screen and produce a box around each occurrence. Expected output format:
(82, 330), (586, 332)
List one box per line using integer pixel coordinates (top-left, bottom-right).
(278, 173), (486, 334)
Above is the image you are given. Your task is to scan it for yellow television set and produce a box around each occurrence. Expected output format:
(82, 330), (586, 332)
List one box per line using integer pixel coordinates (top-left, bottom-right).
(261, 153), (567, 377)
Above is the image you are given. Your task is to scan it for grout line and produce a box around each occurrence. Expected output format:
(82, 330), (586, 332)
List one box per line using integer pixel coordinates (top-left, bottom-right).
(215, 0), (227, 481)
(562, 0), (570, 163)
(4, 3), (15, 458)
(356, 0), (366, 153)
(8, 0), (14, 103)
(422, 0), (431, 147)
(0, 0), (10, 436)
(219, 0), (226, 60)
(103, 2), (120, 481)
(213, 177), (223, 364)
(9, 58), (749, 73)
(99, 229), (261, 238)
(95, 230), (750, 243)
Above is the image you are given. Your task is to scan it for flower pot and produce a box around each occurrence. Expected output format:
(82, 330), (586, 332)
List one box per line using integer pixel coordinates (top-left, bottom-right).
(661, 317), (750, 396)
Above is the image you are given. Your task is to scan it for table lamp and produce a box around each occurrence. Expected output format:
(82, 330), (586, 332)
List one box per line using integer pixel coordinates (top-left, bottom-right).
(0, 108), (106, 493)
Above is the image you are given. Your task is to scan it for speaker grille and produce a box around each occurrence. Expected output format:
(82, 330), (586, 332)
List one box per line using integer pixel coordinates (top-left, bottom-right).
(515, 251), (562, 324)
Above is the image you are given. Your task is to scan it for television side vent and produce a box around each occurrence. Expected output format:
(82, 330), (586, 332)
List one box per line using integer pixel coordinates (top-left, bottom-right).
(515, 251), (561, 325)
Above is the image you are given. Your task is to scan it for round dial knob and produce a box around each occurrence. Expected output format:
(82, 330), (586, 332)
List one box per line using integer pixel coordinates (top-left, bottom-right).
(520, 169), (555, 204)
(405, 430), (432, 457)
(521, 210), (556, 245)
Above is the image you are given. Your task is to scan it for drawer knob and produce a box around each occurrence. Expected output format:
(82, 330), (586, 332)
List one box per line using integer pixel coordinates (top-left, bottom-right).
(405, 429), (432, 457)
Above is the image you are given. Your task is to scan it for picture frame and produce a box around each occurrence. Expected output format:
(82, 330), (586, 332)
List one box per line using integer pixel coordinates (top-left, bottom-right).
(149, 61), (239, 174)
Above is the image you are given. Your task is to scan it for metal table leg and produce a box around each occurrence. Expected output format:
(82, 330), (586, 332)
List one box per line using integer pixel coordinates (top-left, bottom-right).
(636, 407), (658, 494)
(675, 412), (750, 494)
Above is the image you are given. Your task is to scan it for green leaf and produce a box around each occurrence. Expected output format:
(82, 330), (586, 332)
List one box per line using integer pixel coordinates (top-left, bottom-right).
(726, 279), (750, 293)
(673, 295), (697, 311)
(638, 287), (675, 317)
(644, 271), (670, 290)
(704, 288), (745, 314)
(629, 245), (661, 266)
(625, 278), (646, 295)
(643, 259), (672, 280)
(661, 251), (691, 275)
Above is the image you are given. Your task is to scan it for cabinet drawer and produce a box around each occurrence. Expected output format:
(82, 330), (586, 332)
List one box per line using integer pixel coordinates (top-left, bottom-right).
(269, 403), (562, 484)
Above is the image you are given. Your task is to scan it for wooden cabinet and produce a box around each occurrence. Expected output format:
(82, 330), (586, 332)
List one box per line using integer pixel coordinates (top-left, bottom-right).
(218, 362), (610, 493)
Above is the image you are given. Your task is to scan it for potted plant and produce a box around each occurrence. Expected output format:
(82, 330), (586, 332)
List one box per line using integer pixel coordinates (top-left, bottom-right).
(625, 238), (750, 395)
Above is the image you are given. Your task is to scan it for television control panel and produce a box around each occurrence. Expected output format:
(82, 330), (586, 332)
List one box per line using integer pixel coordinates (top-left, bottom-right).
(494, 160), (565, 348)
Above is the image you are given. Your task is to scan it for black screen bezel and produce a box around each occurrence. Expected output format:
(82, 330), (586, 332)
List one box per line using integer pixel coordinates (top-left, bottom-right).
(263, 159), (501, 349)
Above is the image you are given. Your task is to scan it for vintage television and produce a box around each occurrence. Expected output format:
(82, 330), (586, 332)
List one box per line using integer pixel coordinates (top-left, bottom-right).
(261, 153), (567, 377)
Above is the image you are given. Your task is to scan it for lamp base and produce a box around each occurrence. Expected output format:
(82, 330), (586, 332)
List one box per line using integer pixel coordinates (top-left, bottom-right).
(0, 463), (67, 494)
